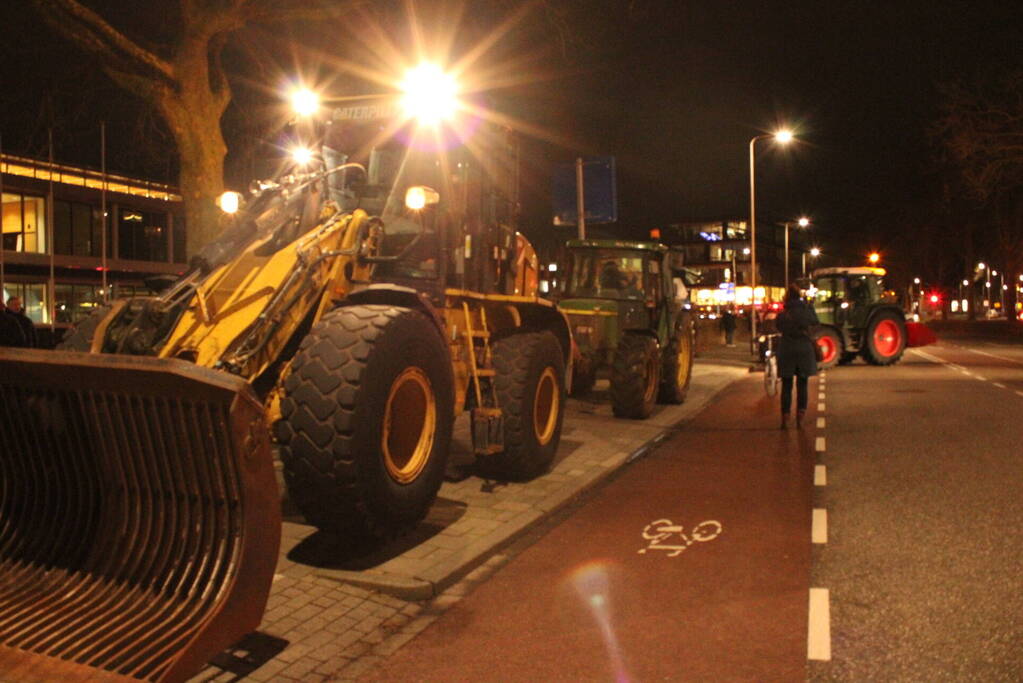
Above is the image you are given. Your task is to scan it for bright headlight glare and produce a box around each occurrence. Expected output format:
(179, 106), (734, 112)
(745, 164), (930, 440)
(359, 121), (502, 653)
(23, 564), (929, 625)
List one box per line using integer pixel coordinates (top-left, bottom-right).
(291, 146), (314, 166)
(405, 186), (439, 210)
(218, 191), (241, 214)
(400, 63), (458, 125)
(290, 88), (319, 117)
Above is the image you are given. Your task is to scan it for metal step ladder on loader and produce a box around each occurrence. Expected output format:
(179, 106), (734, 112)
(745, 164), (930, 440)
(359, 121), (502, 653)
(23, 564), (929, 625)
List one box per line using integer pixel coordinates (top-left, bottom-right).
(0, 349), (279, 682)
(462, 303), (503, 457)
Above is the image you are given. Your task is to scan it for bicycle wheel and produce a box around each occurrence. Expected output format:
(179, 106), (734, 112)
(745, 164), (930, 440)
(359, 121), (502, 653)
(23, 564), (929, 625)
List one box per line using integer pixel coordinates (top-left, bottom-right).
(691, 520), (723, 542)
(764, 354), (779, 396)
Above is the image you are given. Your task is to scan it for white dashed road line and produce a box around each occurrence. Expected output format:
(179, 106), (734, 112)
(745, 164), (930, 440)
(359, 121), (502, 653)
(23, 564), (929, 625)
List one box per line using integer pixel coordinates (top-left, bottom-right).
(815, 436), (826, 452)
(808, 588), (832, 661)
(812, 509), (828, 544)
(814, 465), (827, 486)
(817, 417), (825, 428)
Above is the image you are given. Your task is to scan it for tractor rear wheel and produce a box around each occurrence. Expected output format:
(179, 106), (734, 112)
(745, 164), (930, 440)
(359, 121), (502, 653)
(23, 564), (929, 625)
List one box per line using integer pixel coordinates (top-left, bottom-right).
(484, 331), (566, 480)
(815, 327), (842, 369)
(611, 333), (661, 419)
(658, 313), (695, 404)
(275, 305), (454, 539)
(862, 311), (906, 365)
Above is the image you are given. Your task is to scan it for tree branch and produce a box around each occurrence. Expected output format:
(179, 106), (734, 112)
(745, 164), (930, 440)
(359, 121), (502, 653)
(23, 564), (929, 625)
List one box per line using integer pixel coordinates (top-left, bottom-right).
(30, 0), (175, 85)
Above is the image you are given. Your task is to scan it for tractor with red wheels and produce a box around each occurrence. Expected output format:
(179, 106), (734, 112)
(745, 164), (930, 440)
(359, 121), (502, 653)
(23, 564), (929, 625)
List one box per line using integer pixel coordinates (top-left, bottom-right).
(810, 266), (909, 367)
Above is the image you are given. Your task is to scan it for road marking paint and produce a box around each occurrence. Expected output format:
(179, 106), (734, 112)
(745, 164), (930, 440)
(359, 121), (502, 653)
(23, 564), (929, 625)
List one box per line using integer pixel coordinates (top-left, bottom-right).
(1017, 391), (1023, 398)
(965, 347), (1023, 366)
(817, 417), (825, 428)
(814, 465), (827, 486)
(812, 509), (828, 543)
(993, 382), (1006, 389)
(817, 402), (825, 412)
(819, 391), (826, 400)
(815, 436), (826, 452)
(638, 519), (722, 557)
(974, 375), (987, 381)
(808, 588), (832, 660)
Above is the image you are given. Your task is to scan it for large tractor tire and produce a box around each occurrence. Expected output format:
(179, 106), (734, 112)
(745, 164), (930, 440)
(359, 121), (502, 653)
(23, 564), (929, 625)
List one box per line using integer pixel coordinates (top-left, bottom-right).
(815, 327), (842, 369)
(610, 333), (661, 419)
(862, 310), (907, 366)
(56, 304), (113, 351)
(275, 305), (454, 538)
(659, 313), (695, 404)
(485, 331), (566, 481)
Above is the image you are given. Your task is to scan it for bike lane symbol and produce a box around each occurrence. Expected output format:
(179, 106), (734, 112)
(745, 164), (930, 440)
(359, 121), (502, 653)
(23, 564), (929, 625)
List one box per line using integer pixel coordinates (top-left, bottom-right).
(638, 518), (722, 557)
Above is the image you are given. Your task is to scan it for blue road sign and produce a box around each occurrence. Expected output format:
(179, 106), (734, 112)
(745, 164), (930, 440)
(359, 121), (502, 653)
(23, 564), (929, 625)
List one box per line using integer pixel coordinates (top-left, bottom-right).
(552, 156), (617, 225)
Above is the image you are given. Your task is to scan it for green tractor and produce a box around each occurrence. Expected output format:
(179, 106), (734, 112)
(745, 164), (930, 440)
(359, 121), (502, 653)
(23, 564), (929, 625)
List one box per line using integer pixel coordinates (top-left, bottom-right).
(556, 239), (696, 419)
(809, 266), (908, 367)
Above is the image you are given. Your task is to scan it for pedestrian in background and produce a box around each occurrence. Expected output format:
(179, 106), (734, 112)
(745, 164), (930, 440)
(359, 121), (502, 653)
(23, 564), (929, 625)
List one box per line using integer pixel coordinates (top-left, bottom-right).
(6, 297), (36, 348)
(775, 282), (819, 428)
(0, 299), (27, 347)
(720, 307), (737, 347)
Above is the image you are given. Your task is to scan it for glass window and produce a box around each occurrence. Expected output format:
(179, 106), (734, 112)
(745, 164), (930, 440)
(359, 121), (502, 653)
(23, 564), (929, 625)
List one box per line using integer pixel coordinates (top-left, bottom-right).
(55, 200), (73, 255)
(2, 193), (47, 254)
(119, 208), (168, 262)
(172, 214), (186, 263)
(54, 283), (102, 324)
(565, 249), (647, 300)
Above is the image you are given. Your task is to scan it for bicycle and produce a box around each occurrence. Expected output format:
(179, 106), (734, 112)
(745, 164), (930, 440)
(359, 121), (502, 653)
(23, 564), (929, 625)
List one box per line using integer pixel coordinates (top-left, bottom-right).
(761, 333), (780, 397)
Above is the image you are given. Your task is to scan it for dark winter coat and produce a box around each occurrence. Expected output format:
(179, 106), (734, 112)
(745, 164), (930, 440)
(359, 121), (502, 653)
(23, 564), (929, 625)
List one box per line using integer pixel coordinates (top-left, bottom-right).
(0, 311), (27, 347)
(9, 310), (36, 348)
(775, 298), (819, 378)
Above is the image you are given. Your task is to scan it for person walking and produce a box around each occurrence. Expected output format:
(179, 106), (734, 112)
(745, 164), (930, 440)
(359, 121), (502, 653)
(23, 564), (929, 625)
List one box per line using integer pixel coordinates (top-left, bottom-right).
(720, 308), (737, 347)
(775, 282), (819, 428)
(6, 297), (36, 348)
(0, 299), (27, 347)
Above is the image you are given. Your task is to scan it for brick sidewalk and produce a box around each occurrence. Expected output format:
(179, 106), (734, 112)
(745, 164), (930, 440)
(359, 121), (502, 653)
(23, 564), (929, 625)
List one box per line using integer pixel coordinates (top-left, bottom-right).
(189, 351), (749, 682)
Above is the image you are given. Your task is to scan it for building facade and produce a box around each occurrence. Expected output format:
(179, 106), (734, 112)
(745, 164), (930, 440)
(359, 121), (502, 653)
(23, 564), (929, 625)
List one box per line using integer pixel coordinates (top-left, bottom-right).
(1, 153), (186, 344)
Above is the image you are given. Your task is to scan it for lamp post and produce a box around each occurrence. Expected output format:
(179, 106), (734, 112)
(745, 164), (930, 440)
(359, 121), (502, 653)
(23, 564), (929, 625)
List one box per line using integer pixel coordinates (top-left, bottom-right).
(783, 216), (810, 292)
(749, 128), (794, 348)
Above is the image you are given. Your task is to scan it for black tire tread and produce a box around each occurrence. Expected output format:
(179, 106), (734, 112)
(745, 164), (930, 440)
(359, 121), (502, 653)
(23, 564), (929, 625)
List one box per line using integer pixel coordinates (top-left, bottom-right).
(862, 311), (907, 366)
(610, 333), (660, 419)
(658, 314), (695, 404)
(275, 304), (452, 538)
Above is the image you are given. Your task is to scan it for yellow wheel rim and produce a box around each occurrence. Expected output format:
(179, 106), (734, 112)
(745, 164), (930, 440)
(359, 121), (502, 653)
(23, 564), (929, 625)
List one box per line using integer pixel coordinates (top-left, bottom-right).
(644, 348), (660, 404)
(383, 367), (437, 484)
(533, 367), (559, 446)
(676, 329), (692, 386)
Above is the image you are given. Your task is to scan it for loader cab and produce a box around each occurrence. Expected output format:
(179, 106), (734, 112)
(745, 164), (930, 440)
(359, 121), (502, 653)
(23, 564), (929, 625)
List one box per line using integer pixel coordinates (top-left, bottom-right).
(328, 102), (520, 301)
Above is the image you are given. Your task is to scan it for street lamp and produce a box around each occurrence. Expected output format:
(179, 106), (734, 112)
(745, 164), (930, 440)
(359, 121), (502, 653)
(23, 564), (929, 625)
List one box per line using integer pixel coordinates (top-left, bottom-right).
(783, 216), (811, 291)
(803, 246), (820, 276)
(868, 252), (880, 265)
(749, 128), (795, 347)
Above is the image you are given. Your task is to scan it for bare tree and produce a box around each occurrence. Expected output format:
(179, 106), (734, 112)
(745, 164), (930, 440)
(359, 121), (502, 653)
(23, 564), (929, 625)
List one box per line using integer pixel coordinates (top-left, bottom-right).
(30, 0), (363, 256)
(934, 73), (1023, 316)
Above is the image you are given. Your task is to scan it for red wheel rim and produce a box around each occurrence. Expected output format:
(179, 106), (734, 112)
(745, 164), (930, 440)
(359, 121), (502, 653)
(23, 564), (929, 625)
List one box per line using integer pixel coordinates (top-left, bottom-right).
(873, 319), (901, 357)
(817, 336), (837, 364)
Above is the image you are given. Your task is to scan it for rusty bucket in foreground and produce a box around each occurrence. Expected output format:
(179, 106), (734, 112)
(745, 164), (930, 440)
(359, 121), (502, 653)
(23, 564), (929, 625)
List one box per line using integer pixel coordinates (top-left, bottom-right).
(0, 349), (281, 682)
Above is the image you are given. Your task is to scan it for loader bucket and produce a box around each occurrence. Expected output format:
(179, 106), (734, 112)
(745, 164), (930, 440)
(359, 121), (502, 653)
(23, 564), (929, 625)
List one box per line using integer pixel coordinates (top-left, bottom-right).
(0, 349), (280, 682)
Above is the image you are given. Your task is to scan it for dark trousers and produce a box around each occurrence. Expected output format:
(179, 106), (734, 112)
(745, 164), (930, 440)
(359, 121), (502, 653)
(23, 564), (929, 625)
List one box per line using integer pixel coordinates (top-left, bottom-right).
(780, 376), (808, 414)
(724, 328), (734, 344)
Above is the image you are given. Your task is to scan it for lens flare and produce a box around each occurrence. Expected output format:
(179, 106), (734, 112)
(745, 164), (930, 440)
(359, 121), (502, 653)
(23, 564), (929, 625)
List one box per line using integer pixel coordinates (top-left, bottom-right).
(567, 562), (631, 683)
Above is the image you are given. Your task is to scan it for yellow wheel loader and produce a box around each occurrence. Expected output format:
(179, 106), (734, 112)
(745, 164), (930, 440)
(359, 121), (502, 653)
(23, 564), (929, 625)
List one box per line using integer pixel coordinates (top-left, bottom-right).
(0, 99), (570, 681)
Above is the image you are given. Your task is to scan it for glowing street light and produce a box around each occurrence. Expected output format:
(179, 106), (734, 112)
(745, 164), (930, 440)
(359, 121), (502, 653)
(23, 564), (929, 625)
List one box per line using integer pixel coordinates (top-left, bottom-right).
(400, 63), (459, 125)
(803, 246), (820, 276)
(290, 87), (320, 117)
(749, 128), (795, 346)
(868, 252), (880, 265)
(217, 191), (241, 214)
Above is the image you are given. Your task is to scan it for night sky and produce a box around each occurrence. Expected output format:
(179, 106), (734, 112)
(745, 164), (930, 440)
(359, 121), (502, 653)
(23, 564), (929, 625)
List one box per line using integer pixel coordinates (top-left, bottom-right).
(2, 1), (1021, 278)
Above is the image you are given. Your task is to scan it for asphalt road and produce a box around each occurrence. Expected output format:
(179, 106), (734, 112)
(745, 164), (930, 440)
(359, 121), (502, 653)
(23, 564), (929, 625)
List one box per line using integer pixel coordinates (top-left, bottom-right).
(809, 340), (1023, 681)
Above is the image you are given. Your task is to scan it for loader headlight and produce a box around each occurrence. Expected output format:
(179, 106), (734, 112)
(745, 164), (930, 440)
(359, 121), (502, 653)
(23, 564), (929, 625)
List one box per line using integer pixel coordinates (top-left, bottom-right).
(290, 87), (320, 117)
(290, 146), (315, 167)
(218, 191), (242, 214)
(400, 63), (459, 125)
(405, 185), (440, 210)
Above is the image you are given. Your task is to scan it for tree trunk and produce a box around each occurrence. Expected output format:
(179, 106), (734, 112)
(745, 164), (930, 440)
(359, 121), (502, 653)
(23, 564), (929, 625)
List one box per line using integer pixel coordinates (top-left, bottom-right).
(156, 49), (229, 259)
